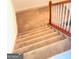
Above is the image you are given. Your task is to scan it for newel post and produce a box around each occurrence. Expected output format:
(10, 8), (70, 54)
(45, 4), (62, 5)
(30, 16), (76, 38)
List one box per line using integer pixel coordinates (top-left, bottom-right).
(49, 0), (52, 25)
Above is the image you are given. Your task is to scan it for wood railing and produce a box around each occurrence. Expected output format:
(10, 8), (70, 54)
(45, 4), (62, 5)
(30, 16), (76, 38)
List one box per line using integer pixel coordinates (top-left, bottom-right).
(49, 0), (71, 37)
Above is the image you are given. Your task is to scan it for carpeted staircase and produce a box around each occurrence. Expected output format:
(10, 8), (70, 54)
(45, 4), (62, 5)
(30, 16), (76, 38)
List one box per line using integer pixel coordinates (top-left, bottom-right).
(14, 24), (70, 59)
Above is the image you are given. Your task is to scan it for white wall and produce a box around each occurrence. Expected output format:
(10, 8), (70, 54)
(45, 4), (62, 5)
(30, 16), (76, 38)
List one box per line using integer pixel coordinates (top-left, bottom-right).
(51, 0), (68, 3)
(0, 0), (17, 53)
(12, 0), (49, 12)
(7, 0), (17, 53)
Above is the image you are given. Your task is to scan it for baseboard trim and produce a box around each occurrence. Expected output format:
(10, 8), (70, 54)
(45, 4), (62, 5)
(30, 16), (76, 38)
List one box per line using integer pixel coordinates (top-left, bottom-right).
(16, 5), (48, 14)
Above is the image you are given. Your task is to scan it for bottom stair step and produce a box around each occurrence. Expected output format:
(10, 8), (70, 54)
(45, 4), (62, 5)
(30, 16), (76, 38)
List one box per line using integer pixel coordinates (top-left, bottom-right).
(23, 39), (71, 59)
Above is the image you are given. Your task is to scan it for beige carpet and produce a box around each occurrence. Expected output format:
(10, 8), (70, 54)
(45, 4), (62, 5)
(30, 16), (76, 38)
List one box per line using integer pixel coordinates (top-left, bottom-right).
(14, 25), (70, 59)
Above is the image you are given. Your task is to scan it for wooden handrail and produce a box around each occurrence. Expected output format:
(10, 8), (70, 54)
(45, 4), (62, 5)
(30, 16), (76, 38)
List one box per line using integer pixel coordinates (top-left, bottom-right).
(51, 0), (71, 5)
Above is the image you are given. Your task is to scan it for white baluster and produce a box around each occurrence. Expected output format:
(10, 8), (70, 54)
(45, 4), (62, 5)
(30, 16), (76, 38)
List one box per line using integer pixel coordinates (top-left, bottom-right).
(66, 3), (71, 32)
(61, 4), (66, 28)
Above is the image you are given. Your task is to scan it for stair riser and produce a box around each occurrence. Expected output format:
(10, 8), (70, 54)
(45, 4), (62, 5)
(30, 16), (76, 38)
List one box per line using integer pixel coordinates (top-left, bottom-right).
(15, 32), (59, 49)
(17, 27), (53, 39)
(16, 29), (54, 43)
(18, 25), (49, 36)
